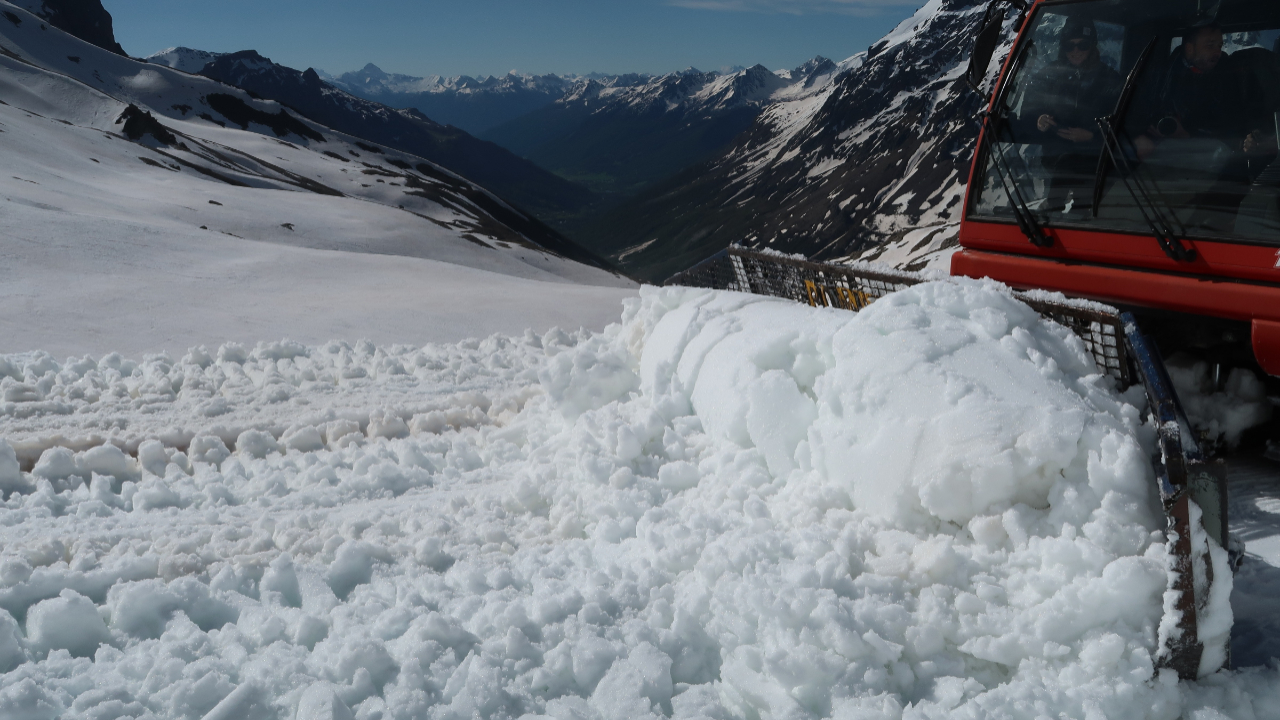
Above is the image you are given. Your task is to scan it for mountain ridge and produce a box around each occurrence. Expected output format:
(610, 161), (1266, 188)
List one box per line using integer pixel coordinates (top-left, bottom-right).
(581, 0), (994, 281)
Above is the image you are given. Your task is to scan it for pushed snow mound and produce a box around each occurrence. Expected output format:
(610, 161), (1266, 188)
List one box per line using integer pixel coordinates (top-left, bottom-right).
(0, 282), (1276, 719)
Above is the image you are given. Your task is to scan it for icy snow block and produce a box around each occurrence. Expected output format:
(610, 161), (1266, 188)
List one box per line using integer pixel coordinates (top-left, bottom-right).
(26, 589), (110, 658)
(326, 542), (376, 600)
(0, 440), (25, 495)
(282, 425), (325, 453)
(2, 382), (40, 402)
(235, 429), (281, 459)
(367, 409), (409, 440)
(539, 335), (639, 419)
(200, 682), (273, 720)
(132, 476), (183, 511)
(32, 446), (79, 482)
(217, 342), (249, 364)
(296, 683), (355, 720)
(261, 553), (303, 608)
(78, 444), (139, 483)
(188, 435), (231, 466)
(590, 642), (673, 718)
(0, 609), (25, 672)
(106, 578), (238, 638)
(137, 439), (169, 477)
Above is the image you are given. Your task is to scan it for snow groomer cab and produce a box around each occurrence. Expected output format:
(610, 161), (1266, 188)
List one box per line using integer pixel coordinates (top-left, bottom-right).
(954, 0), (1280, 383)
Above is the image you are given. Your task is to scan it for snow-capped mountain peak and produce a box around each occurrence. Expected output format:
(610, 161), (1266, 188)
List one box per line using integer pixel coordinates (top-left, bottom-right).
(144, 46), (226, 74)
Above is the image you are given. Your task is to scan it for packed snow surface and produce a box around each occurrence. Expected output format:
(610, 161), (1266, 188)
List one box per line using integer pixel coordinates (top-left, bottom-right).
(2, 282), (1279, 719)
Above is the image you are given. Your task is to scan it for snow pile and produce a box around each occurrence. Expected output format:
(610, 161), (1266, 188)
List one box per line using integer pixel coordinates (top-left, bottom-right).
(1, 283), (1278, 719)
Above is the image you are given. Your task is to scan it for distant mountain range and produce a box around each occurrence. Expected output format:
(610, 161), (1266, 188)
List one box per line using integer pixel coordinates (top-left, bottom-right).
(483, 59), (842, 197)
(322, 65), (595, 136)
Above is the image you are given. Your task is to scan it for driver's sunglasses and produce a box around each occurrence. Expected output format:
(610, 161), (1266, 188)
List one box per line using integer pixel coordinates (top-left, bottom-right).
(1066, 39), (1095, 51)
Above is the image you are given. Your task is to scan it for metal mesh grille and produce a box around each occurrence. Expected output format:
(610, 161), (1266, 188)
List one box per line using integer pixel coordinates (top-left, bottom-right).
(666, 247), (1132, 387)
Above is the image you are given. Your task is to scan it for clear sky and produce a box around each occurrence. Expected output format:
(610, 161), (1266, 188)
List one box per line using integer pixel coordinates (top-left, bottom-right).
(101, 0), (922, 79)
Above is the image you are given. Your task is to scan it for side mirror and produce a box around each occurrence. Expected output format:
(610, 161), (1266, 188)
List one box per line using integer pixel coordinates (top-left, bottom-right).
(966, 1), (1008, 92)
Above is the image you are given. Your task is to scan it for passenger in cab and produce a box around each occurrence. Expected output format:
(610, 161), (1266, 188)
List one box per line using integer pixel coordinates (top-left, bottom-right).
(1134, 24), (1230, 157)
(1024, 19), (1123, 211)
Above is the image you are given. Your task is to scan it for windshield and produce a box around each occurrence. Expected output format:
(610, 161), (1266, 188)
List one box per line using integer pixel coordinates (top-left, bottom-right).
(970, 0), (1280, 246)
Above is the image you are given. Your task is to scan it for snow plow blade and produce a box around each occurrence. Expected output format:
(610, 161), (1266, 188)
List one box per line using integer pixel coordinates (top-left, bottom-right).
(667, 246), (1230, 679)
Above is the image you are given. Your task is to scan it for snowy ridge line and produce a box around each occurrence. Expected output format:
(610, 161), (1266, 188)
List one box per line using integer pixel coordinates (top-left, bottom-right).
(666, 246), (1132, 386)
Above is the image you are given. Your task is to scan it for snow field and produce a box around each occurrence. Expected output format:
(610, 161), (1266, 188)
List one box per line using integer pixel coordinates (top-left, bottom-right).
(1, 282), (1279, 719)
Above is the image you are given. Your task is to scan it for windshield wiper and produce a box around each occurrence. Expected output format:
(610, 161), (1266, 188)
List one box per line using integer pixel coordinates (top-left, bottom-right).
(977, 30), (1053, 248)
(981, 111), (1054, 248)
(1092, 38), (1196, 262)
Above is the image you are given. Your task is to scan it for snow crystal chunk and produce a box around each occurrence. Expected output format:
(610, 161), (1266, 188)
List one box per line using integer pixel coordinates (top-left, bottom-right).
(0, 609), (24, 672)
(657, 461), (699, 492)
(0, 440), (25, 495)
(136, 439), (169, 477)
(217, 342), (249, 364)
(26, 589), (110, 658)
(182, 345), (214, 368)
(571, 635), (619, 692)
(132, 476), (182, 511)
(296, 683), (355, 720)
(2, 382), (40, 402)
(188, 435), (231, 466)
(590, 642), (673, 718)
(539, 336), (639, 419)
(78, 444), (138, 482)
(325, 420), (363, 449)
(282, 425), (325, 452)
(32, 446), (78, 482)
(105, 577), (237, 639)
(0, 357), (20, 382)
(235, 429), (281, 459)
(367, 408), (409, 439)
(326, 542), (378, 600)
(0, 557), (33, 587)
(200, 682), (273, 720)
(261, 553), (302, 608)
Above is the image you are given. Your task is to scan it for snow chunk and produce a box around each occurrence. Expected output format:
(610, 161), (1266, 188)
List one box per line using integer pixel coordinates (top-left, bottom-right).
(26, 589), (110, 658)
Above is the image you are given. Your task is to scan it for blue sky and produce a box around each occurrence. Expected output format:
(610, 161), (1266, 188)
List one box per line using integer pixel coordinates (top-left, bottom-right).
(102, 0), (921, 78)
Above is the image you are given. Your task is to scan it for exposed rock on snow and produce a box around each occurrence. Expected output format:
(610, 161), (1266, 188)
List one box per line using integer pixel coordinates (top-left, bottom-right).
(2, 284), (1276, 718)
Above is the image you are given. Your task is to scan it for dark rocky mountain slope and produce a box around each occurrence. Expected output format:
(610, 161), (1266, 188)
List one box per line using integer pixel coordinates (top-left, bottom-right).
(582, 0), (997, 282)
(8, 0), (125, 54)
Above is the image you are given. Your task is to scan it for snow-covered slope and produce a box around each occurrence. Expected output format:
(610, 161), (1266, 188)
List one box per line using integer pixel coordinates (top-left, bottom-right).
(592, 0), (996, 280)
(166, 50), (602, 228)
(0, 0), (634, 356)
(2, 284), (1277, 718)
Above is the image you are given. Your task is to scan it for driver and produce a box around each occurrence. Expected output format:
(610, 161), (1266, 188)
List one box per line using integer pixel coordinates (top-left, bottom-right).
(1023, 19), (1123, 211)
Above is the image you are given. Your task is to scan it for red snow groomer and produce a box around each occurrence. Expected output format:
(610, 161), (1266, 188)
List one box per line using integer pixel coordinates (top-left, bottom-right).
(955, 0), (1280, 678)
(956, 0), (1280, 378)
